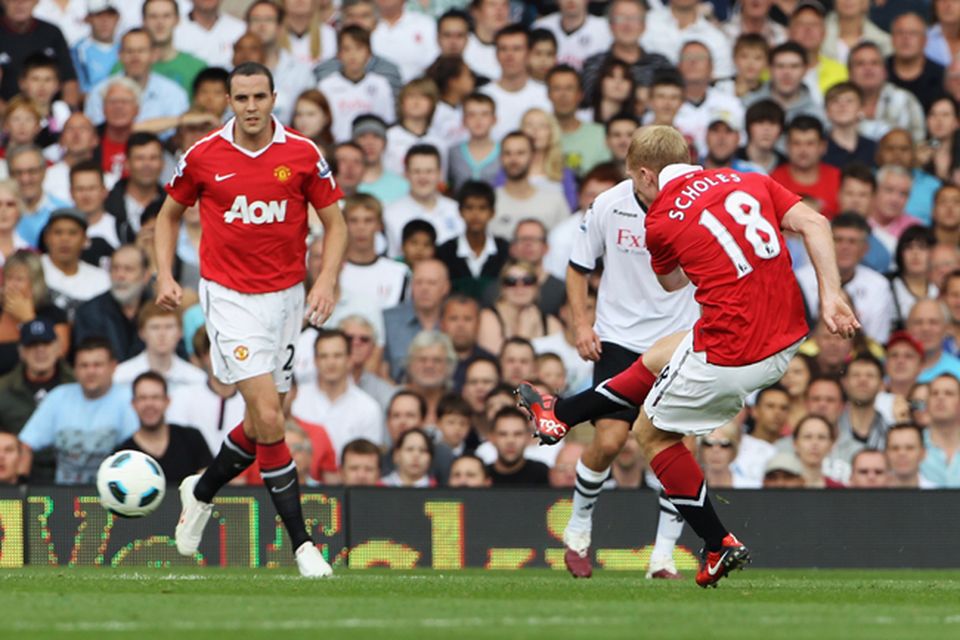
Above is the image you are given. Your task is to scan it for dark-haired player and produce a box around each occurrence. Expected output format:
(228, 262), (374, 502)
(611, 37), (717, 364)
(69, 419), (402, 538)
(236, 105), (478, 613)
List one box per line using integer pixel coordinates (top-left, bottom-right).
(154, 62), (346, 578)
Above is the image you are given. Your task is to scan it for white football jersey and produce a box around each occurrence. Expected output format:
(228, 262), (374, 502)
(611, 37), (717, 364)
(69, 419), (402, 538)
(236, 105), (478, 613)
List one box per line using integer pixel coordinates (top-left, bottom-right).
(319, 71), (396, 143)
(480, 80), (552, 142)
(569, 179), (699, 353)
(532, 13), (613, 70)
(339, 257), (410, 311)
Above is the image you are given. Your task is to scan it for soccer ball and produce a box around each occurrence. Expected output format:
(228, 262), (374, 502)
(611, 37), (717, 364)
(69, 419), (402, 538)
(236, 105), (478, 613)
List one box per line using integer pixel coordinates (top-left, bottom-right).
(96, 450), (166, 518)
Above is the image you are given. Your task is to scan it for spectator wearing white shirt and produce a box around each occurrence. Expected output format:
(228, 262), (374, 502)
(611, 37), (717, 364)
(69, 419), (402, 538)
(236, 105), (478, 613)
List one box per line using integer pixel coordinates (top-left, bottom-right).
(371, 0), (439, 83)
(464, 0), (511, 81)
(532, 0), (612, 71)
(341, 194), (410, 310)
(43, 113), (101, 206)
(320, 26), (396, 144)
(281, 0), (337, 65)
(291, 329), (385, 459)
(40, 207), (110, 318)
(384, 78), (448, 177)
(437, 8), (471, 58)
(722, 0), (788, 48)
(641, 0), (734, 81)
(732, 385), (791, 488)
(68, 160), (120, 261)
(480, 24), (552, 142)
(674, 40), (745, 157)
(795, 213), (895, 344)
(113, 302), (207, 393)
(172, 0), (246, 68)
(490, 132), (571, 238)
(427, 55), (475, 147)
(384, 145), (462, 256)
(244, 0), (315, 126)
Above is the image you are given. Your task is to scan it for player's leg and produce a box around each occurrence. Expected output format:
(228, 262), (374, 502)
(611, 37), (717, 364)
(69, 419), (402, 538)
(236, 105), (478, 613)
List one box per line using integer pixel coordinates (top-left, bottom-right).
(646, 491), (685, 579)
(192, 406), (256, 503)
(563, 418), (629, 578)
(517, 332), (688, 443)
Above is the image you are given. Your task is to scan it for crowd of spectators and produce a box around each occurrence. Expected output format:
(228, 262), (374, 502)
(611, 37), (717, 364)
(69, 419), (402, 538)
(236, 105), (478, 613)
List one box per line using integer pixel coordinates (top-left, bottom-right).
(0, 0), (959, 491)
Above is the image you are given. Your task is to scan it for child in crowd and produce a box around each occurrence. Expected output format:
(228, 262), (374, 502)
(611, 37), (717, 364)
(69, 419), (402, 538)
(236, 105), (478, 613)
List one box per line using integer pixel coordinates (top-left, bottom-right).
(18, 55), (71, 149)
(732, 34), (768, 98)
(527, 29), (558, 83)
(384, 77), (447, 176)
(435, 393), (474, 456)
(448, 93), (501, 191)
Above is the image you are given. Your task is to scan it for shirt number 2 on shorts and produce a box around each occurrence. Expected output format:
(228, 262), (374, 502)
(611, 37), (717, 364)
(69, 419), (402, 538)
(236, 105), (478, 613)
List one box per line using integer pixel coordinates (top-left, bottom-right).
(698, 190), (781, 278)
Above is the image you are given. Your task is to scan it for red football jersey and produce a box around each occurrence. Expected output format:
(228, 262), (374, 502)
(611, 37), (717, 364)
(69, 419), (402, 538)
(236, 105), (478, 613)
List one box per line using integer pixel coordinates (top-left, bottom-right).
(166, 118), (343, 294)
(645, 166), (809, 366)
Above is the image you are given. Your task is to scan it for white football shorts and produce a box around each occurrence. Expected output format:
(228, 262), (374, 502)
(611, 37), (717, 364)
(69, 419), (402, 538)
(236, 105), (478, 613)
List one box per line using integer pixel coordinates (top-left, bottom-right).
(643, 331), (802, 436)
(199, 278), (304, 393)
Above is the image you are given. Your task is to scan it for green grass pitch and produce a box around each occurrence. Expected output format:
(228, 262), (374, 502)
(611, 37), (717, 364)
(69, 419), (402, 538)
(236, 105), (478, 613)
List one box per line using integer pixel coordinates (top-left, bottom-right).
(1, 568), (959, 639)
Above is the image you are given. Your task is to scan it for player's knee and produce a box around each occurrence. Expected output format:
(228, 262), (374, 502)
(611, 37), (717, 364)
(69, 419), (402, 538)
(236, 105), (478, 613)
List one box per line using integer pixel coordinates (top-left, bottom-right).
(249, 403), (284, 440)
(596, 423), (629, 459)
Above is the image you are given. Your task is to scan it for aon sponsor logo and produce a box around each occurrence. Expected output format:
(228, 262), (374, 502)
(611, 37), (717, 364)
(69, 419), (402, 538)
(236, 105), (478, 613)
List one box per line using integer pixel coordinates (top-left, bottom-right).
(224, 196), (288, 224)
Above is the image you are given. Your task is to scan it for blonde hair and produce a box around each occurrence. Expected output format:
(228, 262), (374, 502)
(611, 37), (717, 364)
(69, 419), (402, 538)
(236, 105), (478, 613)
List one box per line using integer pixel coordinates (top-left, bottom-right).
(399, 77), (440, 124)
(281, 0), (324, 61)
(2, 95), (43, 125)
(3, 250), (50, 306)
(626, 125), (691, 176)
(0, 179), (25, 213)
(521, 108), (565, 183)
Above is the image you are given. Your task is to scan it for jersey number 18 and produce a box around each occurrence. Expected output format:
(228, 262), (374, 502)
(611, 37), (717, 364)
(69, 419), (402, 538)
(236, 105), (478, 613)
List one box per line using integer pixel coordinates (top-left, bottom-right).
(698, 190), (781, 278)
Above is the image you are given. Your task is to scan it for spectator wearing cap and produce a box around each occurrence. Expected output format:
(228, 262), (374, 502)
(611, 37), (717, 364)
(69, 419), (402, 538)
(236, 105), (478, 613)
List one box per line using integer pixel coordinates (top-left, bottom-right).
(40, 207), (110, 319)
(907, 298), (960, 383)
(770, 116), (842, 219)
(744, 42), (825, 126)
(849, 41), (926, 143)
(920, 374), (960, 487)
(788, 0), (849, 102)
(18, 337), (138, 485)
(105, 133), (166, 243)
(879, 331), (925, 423)
(0, 0), (79, 106)
(8, 145), (71, 248)
(69, 0), (121, 95)
(354, 115), (410, 206)
(83, 29), (188, 129)
(887, 12), (944, 114)
(674, 40), (746, 159)
(581, 0), (673, 102)
(823, 83), (877, 169)
(762, 451), (807, 488)
(701, 113), (763, 173)
(885, 423), (934, 488)
(641, 0), (733, 81)
(320, 27), (396, 144)
(0, 318), (75, 436)
(171, 0), (245, 69)
(73, 244), (152, 363)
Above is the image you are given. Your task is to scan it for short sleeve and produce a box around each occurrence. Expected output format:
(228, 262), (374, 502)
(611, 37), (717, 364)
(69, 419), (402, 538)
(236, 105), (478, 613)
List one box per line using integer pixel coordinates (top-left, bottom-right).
(645, 214), (679, 276)
(568, 206), (604, 272)
(764, 175), (802, 223)
(166, 152), (201, 206)
(303, 148), (344, 211)
(18, 388), (60, 451)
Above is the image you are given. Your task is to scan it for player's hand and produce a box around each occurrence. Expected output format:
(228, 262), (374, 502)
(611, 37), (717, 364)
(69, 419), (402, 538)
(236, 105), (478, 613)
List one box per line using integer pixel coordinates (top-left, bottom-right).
(155, 275), (182, 311)
(305, 277), (336, 327)
(821, 293), (860, 339)
(574, 324), (602, 361)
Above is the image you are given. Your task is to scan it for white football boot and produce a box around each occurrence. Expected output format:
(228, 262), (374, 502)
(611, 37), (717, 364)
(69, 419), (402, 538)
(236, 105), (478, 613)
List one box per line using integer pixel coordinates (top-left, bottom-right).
(175, 474), (213, 556)
(295, 542), (334, 578)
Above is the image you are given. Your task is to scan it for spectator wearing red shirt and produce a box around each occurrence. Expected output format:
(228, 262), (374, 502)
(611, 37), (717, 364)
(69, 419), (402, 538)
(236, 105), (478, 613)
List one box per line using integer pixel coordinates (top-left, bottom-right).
(770, 115), (841, 219)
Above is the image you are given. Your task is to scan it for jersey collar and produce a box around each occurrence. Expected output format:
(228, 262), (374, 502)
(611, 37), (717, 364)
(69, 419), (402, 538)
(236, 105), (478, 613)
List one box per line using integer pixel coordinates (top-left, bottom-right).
(658, 163), (703, 190)
(219, 115), (287, 157)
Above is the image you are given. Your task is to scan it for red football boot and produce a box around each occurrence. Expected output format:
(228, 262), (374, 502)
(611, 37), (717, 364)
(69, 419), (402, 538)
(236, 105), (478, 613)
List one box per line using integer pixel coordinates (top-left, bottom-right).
(563, 529), (593, 578)
(695, 533), (751, 588)
(515, 382), (570, 445)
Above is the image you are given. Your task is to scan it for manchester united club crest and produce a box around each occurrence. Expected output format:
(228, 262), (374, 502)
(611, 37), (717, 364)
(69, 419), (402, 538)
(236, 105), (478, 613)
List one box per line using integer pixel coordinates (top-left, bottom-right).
(234, 345), (250, 361)
(274, 165), (292, 182)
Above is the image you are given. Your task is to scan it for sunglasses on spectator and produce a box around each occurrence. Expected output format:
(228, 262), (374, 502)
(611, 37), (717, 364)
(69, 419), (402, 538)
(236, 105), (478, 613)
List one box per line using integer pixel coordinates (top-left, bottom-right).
(701, 438), (733, 448)
(503, 275), (537, 287)
(345, 333), (373, 344)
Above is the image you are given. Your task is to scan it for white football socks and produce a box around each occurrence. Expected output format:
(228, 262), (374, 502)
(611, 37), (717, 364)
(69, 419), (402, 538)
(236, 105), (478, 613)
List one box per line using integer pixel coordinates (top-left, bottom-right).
(567, 460), (610, 535)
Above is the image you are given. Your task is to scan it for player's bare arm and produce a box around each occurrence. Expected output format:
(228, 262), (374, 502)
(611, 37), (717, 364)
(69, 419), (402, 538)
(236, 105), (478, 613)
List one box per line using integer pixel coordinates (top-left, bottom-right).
(305, 201), (347, 326)
(153, 195), (188, 311)
(655, 266), (690, 292)
(781, 201), (860, 338)
(566, 264), (602, 361)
